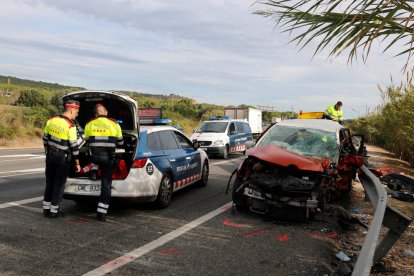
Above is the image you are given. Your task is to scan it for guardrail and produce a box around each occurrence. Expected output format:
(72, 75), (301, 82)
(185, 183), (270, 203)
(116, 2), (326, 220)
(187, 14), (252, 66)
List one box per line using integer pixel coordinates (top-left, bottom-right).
(351, 165), (412, 275)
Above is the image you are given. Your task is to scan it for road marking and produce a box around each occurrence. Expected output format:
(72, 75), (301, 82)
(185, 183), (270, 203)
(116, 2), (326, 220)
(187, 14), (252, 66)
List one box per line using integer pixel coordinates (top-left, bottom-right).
(0, 196), (43, 209)
(84, 202), (233, 276)
(0, 154), (43, 158)
(0, 167), (44, 178)
(210, 157), (244, 166)
(0, 156), (44, 162)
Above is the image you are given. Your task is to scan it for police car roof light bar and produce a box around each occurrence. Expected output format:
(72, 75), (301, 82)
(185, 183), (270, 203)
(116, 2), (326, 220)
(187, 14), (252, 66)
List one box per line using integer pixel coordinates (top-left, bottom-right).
(139, 118), (172, 125)
(210, 115), (231, 120)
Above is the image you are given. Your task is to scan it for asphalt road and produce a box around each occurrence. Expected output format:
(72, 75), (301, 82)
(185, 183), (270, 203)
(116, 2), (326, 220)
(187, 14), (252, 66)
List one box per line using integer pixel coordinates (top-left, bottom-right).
(0, 149), (339, 275)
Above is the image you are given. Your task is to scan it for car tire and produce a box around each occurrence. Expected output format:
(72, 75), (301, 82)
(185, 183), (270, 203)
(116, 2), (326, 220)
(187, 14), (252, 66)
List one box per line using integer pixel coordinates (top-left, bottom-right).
(222, 145), (229, 159)
(197, 161), (209, 187)
(232, 178), (247, 211)
(155, 174), (173, 208)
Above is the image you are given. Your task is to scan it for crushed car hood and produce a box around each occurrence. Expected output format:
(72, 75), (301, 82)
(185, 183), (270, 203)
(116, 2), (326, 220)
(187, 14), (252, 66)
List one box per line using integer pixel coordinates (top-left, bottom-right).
(247, 145), (329, 172)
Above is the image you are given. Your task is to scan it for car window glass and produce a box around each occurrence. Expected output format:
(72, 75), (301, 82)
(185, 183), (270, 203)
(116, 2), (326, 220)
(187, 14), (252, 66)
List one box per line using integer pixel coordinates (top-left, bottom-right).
(159, 130), (179, 150)
(235, 122), (244, 133)
(174, 131), (193, 149)
(195, 121), (228, 133)
(229, 123), (236, 134)
(147, 132), (162, 150)
(243, 123), (251, 133)
(257, 125), (338, 159)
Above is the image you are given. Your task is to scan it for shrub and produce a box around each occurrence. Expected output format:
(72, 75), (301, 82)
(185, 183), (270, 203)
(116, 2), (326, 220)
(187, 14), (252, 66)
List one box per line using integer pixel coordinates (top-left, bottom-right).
(349, 85), (414, 166)
(16, 90), (47, 107)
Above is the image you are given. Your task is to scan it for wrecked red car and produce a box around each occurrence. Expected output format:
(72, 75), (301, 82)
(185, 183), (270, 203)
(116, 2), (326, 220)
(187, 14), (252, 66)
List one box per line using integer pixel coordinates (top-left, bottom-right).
(231, 119), (366, 220)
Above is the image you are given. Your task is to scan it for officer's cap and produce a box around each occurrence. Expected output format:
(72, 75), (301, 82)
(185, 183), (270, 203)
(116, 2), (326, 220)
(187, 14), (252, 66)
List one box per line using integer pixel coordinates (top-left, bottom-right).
(64, 100), (80, 109)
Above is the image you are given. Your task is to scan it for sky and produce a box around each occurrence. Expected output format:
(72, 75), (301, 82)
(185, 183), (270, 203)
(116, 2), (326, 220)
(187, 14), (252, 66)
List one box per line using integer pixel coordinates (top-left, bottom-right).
(0, 0), (409, 119)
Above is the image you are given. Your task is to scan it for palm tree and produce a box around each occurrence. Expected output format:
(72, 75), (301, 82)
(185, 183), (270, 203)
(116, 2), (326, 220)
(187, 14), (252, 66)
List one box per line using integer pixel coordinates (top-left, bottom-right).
(255, 0), (414, 70)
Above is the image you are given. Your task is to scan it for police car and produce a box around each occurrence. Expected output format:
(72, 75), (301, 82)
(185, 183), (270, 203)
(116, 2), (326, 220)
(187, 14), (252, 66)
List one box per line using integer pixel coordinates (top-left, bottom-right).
(62, 92), (209, 208)
(190, 116), (253, 159)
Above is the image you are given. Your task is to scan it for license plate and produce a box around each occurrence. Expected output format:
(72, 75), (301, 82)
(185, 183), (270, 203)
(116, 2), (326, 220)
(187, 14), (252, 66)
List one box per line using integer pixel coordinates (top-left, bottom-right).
(201, 147), (207, 151)
(77, 184), (101, 192)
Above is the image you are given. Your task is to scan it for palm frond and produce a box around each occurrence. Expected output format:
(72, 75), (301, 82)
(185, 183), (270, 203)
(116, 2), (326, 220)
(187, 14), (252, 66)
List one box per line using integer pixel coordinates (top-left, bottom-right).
(255, 0), (414, 69)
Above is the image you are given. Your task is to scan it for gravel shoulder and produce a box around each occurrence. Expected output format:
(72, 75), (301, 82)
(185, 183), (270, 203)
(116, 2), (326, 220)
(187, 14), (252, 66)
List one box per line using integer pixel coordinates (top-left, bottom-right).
(334, 144), (414, 275)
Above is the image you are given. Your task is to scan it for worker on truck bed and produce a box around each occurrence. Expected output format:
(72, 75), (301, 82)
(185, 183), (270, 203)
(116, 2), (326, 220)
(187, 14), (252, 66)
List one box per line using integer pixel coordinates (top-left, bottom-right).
(322, 101), (343, 125)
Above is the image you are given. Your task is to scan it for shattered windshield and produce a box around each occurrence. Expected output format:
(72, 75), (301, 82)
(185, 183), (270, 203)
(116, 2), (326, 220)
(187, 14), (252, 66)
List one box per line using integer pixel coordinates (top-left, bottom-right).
(195, 122), (228, 133)
(257, 125), (338, 159)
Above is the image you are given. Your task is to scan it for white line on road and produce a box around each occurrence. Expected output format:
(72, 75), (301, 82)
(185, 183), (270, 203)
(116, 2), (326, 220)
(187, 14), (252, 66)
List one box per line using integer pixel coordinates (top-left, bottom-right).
(0, 196), (43, 209)
(84, 202), (233, 276)
(210, 157), (244, 166)
(0, 167), (44, 177)
(0, 156), (44, 162)
(0, 154), (44, 158)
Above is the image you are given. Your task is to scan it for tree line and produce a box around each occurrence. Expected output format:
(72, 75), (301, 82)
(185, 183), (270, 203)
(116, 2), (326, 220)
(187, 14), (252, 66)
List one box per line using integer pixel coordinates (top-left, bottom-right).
(0, 77), (288, 146)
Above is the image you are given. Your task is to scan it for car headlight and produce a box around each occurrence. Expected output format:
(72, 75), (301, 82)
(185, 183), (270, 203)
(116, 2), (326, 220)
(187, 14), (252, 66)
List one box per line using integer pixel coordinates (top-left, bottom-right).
(213, 140), (224, 146)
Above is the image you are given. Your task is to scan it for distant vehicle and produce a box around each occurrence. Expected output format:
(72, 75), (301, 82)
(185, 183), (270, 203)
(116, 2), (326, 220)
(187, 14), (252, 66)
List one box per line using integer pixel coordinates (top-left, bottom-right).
(224, 107), (262, 137)
(232, 119), (366, 220)
(62, 92), (208, 208)
(271, 117), (282, 124)
(190, 116), (253, 159)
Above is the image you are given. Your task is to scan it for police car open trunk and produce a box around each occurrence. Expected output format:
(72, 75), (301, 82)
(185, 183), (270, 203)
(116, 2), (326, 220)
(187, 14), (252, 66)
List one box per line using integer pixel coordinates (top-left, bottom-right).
(62, 91), (139, 180)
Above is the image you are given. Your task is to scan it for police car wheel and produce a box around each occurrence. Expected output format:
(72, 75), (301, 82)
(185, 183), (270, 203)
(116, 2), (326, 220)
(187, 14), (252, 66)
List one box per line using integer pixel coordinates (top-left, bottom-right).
(222, 145), (229, 159)
(156, 174), (173, 208)
(197, 161), (209, 187)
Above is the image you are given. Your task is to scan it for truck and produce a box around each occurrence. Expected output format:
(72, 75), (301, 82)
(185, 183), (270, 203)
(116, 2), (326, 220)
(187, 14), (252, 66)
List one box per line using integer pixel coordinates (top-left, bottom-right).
(224, 107), (262, 137)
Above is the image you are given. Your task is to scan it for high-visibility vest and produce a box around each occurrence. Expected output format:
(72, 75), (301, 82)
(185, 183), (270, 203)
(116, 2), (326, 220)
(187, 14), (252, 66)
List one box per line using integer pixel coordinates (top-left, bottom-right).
(85, 116), (123, 148)
(43, 115), (80, 156)
(324, 104), (343, 121)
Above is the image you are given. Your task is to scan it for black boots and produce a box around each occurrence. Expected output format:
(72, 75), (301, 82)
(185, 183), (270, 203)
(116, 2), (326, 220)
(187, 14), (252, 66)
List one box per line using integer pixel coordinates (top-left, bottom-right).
(43, 209), (50, 217)
(96, 212), (106, 222)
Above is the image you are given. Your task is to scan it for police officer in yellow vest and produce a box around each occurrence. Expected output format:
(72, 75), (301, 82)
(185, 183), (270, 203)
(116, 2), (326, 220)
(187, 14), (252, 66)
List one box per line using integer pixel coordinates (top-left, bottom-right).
(42, 100), (81, 218)
(85, 104), (123, 222)
(322, 101), (344, 125)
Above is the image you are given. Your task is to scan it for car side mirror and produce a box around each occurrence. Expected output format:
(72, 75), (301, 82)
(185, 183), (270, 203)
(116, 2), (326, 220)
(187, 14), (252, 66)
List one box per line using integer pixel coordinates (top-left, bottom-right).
(193, 141), (200, 150)
(245, 140), (255, 149)
(351, 135), (365, 154)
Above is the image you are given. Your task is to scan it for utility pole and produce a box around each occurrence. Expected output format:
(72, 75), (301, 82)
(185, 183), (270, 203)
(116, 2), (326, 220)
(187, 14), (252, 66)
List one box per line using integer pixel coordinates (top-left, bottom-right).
(6, 77), (10, 97)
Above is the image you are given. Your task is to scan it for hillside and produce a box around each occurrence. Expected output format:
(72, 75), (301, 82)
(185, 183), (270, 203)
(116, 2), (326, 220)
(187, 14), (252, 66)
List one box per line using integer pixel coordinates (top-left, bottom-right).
(0, 76), (224, 146)
(0, 75), (291, 147)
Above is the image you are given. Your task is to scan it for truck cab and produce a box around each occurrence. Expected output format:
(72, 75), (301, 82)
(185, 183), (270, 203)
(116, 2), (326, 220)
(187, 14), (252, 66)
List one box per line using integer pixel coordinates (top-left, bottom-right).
(190, 116), (253, 159)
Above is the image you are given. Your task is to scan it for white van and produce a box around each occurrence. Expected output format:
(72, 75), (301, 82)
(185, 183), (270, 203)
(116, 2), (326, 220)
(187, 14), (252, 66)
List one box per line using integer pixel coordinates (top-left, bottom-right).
(190, 117), (253, 159)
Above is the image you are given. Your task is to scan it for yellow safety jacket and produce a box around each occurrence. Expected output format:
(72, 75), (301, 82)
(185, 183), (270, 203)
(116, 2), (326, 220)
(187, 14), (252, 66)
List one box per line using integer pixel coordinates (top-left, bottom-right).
(324, 104), (343, 121)
(84, 116), (123, 148)
(43, 115), (80, 156)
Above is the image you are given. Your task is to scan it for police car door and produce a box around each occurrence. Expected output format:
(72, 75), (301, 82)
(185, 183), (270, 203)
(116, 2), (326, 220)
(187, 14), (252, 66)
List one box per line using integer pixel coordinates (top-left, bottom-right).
(172, 131), (201, 185)
(228, 122), (237, 153)
(158, 130), (188, 187)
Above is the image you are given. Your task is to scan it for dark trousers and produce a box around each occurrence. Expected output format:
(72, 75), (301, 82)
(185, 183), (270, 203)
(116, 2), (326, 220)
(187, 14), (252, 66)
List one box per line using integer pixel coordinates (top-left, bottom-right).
(44, 151), (69, 212)
(322, 114), (343, 125)
(90, 149), (114, 214)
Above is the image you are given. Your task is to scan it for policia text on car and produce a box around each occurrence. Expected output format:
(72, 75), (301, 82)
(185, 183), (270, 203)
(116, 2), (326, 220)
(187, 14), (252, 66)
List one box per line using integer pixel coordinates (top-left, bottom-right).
(85, 103), (124, 222)
(42, 100), (82, 218)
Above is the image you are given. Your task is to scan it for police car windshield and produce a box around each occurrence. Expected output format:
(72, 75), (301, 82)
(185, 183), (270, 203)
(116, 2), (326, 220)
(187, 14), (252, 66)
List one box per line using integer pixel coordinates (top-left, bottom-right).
(257, 125), (338, 159)
(196, 121), (228, 133)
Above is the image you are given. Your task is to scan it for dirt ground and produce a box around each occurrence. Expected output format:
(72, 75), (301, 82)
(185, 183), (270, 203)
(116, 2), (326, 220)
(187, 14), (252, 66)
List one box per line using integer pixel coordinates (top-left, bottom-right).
(332, 145), (414, 275)
(0, 137), (42, 149)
